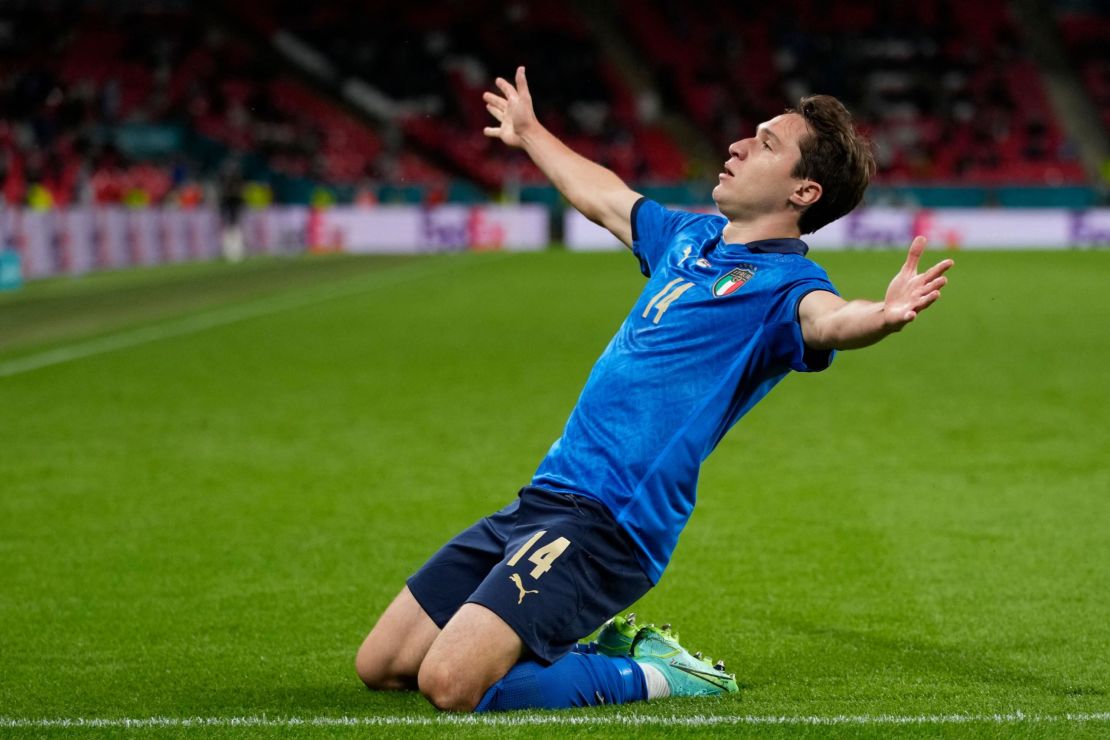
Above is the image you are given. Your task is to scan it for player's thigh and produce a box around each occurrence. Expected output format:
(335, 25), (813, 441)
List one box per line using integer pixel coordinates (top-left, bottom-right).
(417, 602), (524, 712)
(355, 586), (439, 690)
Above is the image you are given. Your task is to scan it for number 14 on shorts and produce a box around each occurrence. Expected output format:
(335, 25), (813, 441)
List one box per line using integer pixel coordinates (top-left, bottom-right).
(507, 530), (570, 580)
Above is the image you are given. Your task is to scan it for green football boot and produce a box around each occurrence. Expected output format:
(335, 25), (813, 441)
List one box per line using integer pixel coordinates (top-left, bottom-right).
(631, 624), (739, 697)
(595, 612), (640, 657)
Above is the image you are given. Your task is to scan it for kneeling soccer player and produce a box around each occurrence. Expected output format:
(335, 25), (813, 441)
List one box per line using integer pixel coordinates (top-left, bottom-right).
(355, 66), (954, 712)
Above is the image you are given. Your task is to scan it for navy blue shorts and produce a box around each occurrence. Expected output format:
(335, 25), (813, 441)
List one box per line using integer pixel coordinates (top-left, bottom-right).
(406, 486), (654, 664)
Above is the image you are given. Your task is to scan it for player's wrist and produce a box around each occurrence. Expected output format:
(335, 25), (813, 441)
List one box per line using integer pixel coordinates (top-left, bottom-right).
(517, 120), (548, 149)
(881, 304), (913, 333)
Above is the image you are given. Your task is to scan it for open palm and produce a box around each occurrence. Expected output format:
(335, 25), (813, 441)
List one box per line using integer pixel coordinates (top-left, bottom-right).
(885, 236), (955, 328)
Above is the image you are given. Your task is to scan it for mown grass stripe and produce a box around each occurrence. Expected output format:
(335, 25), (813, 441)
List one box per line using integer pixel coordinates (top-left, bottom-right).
(1, 712), (1108, 728)
(0, 253), (511, 378)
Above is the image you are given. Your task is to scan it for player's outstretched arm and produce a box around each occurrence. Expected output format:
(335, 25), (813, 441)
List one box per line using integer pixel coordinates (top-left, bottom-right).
(484, 66), (641, 248)
(798, 236), (954, 351)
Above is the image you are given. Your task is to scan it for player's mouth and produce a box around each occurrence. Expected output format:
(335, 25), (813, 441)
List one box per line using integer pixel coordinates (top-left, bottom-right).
(720, 161), (735, 179)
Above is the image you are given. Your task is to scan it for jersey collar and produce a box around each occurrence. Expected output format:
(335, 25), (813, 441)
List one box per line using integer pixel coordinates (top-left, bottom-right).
(717, 235), (810, 257)
(743, 237), (809, 256)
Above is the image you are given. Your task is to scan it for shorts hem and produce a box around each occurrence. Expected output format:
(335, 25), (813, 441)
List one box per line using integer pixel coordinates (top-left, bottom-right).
(406, 575), (453, 629)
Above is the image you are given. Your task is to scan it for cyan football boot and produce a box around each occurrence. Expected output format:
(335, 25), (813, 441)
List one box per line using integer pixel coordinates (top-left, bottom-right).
(630, 624), (739, 697)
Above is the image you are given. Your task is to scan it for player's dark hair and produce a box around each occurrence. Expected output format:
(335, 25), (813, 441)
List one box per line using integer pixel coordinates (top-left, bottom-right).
(788, 95), (876, 235)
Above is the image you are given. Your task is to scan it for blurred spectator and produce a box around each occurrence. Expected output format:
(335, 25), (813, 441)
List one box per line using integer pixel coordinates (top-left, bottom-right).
(0, 0), (1101, 205)
(217, 159), (245, 261)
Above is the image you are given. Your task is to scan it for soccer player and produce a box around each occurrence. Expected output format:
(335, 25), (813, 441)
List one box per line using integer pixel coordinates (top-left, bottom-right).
(355, 67), (953, 712)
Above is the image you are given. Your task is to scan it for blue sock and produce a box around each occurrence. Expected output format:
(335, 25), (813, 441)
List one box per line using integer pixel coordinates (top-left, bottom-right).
(475, 653), (647, 711)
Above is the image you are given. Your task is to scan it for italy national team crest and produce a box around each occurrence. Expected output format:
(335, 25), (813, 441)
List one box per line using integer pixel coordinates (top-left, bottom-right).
(712, 265), (756, 297)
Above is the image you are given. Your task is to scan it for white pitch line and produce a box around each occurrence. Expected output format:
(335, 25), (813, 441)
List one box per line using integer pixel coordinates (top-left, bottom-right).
(0, 254), (511, 378)
(0, 712), (1108, 728)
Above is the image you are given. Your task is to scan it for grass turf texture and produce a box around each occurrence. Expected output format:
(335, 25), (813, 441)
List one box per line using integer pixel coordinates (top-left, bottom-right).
(1, 249), (1107, 738)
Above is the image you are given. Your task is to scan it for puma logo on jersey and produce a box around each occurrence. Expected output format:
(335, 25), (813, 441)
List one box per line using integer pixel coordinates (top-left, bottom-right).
(509, 573), (539, 604)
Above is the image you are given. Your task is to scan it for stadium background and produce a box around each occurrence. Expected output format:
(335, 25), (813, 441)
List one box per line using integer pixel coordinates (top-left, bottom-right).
(1, 0), (1108, 269)
(1, 0), (1108, 736)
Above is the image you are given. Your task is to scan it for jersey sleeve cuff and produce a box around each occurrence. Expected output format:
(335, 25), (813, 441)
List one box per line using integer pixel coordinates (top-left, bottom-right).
(792, 286), (837, 372)
(629, 196), (651, 277)
(629, 196), (648, 244)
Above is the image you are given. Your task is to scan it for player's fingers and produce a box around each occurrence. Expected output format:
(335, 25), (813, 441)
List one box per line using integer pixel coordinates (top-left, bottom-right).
(494, 76), (518, 100)
(482, 91), (506, 107)
(483, 126), (501, 137)
(915, 290), (941, 311)
(903, 235), (927, 273)
(921, 258), (954, 282)
(922, 275), (947, 294)
(516, 65), (529, 95)
(486, 104), (504, 121)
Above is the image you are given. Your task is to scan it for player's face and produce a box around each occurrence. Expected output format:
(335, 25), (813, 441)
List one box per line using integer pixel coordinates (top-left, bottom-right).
(712, 112), (812, 218)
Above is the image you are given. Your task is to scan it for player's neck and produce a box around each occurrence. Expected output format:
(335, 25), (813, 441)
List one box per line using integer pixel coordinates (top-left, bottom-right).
(721, 215), (801, 246)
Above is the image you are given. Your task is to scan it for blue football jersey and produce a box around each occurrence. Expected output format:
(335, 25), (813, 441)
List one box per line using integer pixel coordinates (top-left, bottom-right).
(532, 198), (839, 582)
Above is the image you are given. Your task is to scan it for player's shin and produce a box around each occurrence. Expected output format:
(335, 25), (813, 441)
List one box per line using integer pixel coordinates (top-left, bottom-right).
(474, 653), (647, 711)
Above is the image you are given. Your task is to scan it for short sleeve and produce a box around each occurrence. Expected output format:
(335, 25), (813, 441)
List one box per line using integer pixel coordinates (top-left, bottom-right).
(630, 198), (712, 277)
(765, 277), (840, 373)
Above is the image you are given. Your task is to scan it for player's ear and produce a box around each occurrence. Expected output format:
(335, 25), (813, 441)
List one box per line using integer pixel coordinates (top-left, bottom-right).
(789, 179), (822, 208)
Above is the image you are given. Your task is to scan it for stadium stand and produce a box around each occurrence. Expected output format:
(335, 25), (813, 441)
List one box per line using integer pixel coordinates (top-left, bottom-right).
(1054, 1), (1110, 134)
(239, 0), (689, 188)
(0, 3), (447, 207)
(0, 0), (1105, 208)
(618, 0), (1088, 186)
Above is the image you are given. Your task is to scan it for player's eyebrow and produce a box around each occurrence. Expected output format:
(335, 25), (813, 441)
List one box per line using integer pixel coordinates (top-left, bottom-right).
(756, 125), (782, 147)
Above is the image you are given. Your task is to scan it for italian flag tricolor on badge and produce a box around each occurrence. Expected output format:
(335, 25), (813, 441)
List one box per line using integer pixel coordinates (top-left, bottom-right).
(712, 266), (756, 297)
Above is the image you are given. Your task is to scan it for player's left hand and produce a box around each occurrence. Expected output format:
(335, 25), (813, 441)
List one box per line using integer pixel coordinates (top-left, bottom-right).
(482, 66), (537, 148)
(883, 236), (954, 329)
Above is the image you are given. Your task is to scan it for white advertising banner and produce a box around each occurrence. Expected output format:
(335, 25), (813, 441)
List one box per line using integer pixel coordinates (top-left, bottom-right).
(58, 208), (95, 274)
(184, 209), (221, 261)
(1064, 209), (1110, 248)
(0, 204), (549, 282)
(565, 207), (1110, 251)
(158, 208), (191, 264)
(565, 213), (625, 251)
(824, 208), (1071, 250)
(93, 208), (129, 269)
(313, 207), (421, 253)
(481, 205), (549, 251)
(241, 205), (549, 254)
(2, 204), (1105, 283)
(312, 204), (549, 253)
(243, 206), (310, 255)
(17, 211), (54, 279)
(0, 206), (221, 280)
(127, 209), (160, 266)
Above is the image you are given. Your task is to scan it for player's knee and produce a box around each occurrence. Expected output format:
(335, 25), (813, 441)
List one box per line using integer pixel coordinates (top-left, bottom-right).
(417, 659), (480, 712)
(355, 641), (408, 691)
(354, 643), (387, 689)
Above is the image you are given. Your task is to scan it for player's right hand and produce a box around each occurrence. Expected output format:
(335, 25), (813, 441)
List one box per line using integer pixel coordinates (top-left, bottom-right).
(483, 66), (536, 148)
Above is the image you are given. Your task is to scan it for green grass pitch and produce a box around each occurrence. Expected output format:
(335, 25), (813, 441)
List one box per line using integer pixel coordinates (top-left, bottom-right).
(1, 248), (1107, 738)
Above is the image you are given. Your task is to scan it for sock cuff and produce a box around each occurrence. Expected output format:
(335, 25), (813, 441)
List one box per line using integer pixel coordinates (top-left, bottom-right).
(614, 656), (648, 700)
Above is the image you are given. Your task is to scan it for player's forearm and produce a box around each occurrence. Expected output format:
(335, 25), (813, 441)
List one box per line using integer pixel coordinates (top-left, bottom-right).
(811, 300), (899, 350)
(518, 124), (629, 224)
